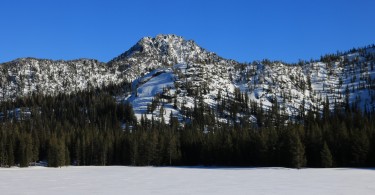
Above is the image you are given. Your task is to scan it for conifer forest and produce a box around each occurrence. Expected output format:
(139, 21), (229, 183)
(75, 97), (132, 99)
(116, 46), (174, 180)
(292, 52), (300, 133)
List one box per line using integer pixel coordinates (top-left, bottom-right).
(0, 81), (374, 168)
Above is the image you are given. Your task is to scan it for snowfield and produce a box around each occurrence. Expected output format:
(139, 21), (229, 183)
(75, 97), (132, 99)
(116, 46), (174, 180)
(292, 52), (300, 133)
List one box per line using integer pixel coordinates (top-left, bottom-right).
(0, 166), (374, 195)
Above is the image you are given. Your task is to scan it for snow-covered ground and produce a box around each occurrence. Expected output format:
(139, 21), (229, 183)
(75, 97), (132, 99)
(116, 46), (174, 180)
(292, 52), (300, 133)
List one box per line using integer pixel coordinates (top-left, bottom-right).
(0, 166), (374, 195)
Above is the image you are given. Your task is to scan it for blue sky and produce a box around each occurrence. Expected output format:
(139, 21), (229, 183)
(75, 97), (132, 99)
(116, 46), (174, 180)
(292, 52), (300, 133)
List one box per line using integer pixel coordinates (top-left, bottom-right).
(1, 0), (374, 63)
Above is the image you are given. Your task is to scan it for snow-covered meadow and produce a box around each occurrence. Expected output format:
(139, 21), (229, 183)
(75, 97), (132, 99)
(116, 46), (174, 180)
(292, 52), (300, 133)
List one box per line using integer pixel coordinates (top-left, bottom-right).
(1, 166), (374, 195)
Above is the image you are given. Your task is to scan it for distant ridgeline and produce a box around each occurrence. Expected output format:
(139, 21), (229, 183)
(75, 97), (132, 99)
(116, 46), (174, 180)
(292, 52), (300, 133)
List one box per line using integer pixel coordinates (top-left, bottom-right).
(0, 35), (375, 168)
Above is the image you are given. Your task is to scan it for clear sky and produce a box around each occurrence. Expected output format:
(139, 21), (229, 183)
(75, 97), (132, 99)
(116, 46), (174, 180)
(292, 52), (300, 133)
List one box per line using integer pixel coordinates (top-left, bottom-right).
(1, 0), (374, 63)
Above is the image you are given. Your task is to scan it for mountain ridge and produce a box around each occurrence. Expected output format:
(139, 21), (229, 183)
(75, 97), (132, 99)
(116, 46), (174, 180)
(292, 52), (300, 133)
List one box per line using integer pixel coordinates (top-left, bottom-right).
(1, 34), (375, 124)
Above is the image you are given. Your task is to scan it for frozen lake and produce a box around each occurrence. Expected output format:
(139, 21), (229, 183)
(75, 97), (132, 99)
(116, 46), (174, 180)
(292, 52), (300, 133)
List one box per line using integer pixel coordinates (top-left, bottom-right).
(0, 166), (374, 194)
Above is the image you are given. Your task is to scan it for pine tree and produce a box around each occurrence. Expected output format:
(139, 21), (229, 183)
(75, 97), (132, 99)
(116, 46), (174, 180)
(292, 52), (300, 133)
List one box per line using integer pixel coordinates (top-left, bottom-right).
(320, 142), (333, 168)
(48, 137), (66, 167)
(18, 134), (33, 167)
(65, 145), (70, 166)
(350, 130), (369, 166)
(167, 133), (180, 165)
(7, 140), (15, 167)
(130, 137), (138, 166)
(31, 132), (39, 165)
(290, 132), (306, 169)
(0, 130), (6, 167)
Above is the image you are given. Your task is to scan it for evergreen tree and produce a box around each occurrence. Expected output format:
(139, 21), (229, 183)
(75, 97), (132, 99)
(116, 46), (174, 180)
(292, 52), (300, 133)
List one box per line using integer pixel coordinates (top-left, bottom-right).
(18, 134), (33, 167)
(320, 142), (333, 168)
(350, 130), (369, 166)
(7, 140), (15, 167)
(167, 133), (181, 165)
(290, 131), (306, 169)
(48, 137), (66, 167)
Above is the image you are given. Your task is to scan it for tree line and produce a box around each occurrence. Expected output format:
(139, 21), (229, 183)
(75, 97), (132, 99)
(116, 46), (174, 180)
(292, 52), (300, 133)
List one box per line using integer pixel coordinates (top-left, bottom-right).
(0, 85), (375, 168)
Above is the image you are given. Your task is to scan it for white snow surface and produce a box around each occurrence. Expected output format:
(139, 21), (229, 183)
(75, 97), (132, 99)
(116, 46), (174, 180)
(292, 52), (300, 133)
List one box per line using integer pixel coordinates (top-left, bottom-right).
(127, 68), (179, 122)
(1, 166), (374, 195)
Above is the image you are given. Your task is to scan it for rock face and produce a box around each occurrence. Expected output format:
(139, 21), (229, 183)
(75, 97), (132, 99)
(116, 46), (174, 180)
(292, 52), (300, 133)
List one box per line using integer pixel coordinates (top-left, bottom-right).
(108, 34), (236, 81)
(1, 34), (375, 122)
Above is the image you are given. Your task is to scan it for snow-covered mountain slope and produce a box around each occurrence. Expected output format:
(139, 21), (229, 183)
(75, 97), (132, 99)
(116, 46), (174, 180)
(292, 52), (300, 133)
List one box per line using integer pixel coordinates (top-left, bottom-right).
(126, 68), (179, 122)
(237, 47), (375, 115)
(0, 58), (126, 100)
(123, 39), (375, 123)
(1, 34), (375, 124)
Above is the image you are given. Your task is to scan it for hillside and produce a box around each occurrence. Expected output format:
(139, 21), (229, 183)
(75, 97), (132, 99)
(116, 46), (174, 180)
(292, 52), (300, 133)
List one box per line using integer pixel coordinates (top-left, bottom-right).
(1, 34), (375, 125)
(1, 35), (375, 168)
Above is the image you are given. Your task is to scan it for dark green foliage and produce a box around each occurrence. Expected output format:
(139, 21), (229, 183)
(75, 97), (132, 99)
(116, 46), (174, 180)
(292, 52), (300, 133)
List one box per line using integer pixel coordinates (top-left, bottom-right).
(18, 133), (33, 167)
(321, 142), (333, 168)
(349, 129), (369, 166)
(290, 131), (306, 168)
(47, 136), (66, 167)
(0, 82), (375, 168)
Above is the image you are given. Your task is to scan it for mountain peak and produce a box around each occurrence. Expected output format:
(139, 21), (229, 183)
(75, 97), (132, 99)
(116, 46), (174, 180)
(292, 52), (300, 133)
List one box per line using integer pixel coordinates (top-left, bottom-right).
(142, 34), (184, 42)
(107, 34), (230, 81)
(109, 34), (223, 67)
(138, 34), (189, 55)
